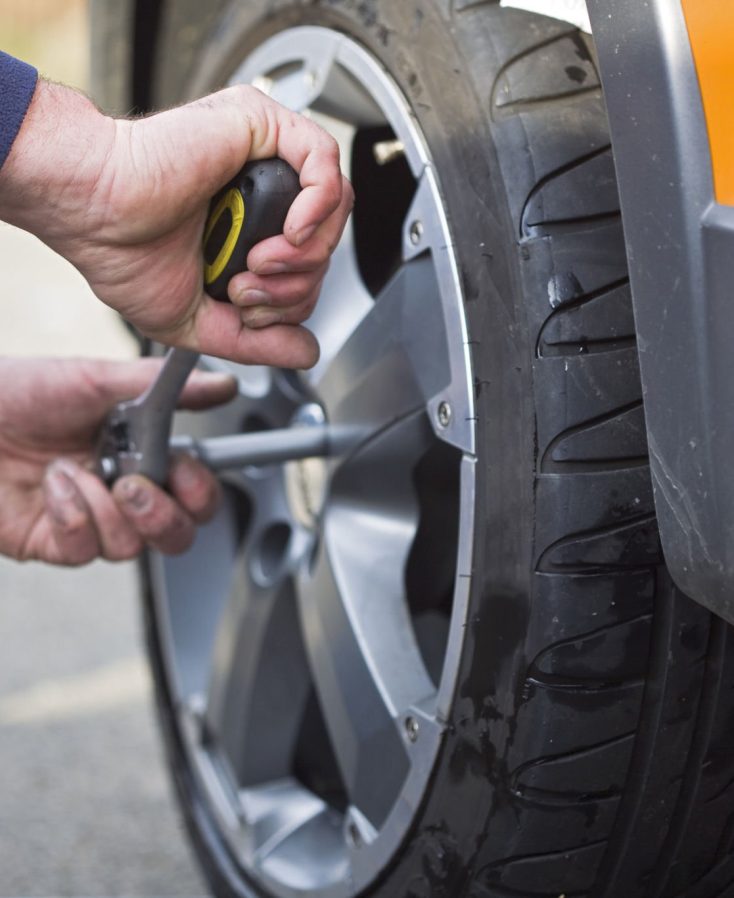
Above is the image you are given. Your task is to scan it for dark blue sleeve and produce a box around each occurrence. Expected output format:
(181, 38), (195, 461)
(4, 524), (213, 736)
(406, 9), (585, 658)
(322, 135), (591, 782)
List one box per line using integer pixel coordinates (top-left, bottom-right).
(0, 52), (38, 170)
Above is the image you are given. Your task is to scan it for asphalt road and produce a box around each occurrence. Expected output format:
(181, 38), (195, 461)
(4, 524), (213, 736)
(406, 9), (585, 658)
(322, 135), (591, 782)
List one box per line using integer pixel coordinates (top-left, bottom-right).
(0, 223), (208, 895)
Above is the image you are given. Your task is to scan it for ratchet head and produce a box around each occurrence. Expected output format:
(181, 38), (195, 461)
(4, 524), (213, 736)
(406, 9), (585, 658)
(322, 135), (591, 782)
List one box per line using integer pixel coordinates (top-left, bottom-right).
(95, 348), (200, 486)
(95, 396), (173, 486)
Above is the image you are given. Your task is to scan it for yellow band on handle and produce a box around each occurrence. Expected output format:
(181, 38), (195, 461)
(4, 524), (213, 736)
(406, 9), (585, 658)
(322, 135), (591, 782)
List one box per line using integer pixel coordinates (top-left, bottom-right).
(203, 188), (246, 286)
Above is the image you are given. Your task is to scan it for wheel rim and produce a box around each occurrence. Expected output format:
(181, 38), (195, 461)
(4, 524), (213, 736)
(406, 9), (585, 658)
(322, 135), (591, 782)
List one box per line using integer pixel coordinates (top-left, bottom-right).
(150, 26), (476, 898)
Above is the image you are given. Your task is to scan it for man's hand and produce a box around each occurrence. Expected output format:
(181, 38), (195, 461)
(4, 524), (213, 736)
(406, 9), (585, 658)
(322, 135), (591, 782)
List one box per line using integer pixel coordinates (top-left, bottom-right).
(0, 81), (353, 368)
(0, 358), (236, 565)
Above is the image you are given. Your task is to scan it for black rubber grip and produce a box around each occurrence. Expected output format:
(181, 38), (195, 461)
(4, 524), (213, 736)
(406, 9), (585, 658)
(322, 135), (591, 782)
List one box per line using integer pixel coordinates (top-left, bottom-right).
(203, 158), (301, 302)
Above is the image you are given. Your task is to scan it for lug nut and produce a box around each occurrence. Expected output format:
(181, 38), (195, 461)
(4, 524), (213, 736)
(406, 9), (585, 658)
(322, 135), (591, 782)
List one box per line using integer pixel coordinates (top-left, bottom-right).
(437, 401), (452, 428)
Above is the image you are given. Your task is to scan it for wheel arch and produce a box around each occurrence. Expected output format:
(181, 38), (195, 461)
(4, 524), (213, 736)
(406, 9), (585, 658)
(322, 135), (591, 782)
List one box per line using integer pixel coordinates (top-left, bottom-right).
(588, 0), (734, 622)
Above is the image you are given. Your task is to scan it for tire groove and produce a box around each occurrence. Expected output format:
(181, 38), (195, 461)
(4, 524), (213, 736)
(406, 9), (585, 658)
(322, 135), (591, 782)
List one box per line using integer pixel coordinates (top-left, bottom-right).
(539, 399), (644, 470)
(492, 85), (602, 120)
(538, 335), (637, 359)
(489, 28), (579, 106)
(541, 456), (649, 474)
(536, 512), (658, 574)
(518, 143), (612, 237)
(526, 673), (645, 693)
(527, 612), (653, 667)
(647, 615), (728, 897)
(509, 730), (636, 790)
(706, 775), (734, 806)
(594, 581), (693, 897)
(524, 210), (622, 238)
(477, 837), (607, 895)
(539, 275), (630, 316)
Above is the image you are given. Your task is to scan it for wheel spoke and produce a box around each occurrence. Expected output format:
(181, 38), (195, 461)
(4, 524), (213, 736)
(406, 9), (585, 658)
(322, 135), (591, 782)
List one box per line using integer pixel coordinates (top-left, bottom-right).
(296, 413), (436, 828)
(315, 256), (451, 443)
(239, 778), (326, 862)
(248, 783), (347, 888)
(204, 476), (311, 788)
(302, 216), (374, 383)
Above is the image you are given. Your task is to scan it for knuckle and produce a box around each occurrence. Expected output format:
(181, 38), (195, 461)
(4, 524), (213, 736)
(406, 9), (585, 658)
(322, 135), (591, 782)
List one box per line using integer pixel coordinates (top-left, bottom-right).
(63, 542), (98, 567)
(106, 533), (143, 561)
(323, 132), (340, 159)
(344, 179), (356, 210)
(148, 504), (180, 537)
(161, 519), (195, 556)
(57, 511), (90, 539)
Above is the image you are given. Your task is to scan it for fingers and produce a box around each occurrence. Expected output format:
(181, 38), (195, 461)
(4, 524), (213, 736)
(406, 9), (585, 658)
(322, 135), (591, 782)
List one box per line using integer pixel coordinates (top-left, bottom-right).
(43, 459), (141, 565)
(190, 299), (320, 368)
(228, 266), (324, 329)
(239, 288), (321, 330)
(113, 454), (222, 551)
(88, 359), (237, 411)
(215, 171), (350, 338)
(113, 476), (195, 556)
(228, 267), (327, 309)
(178, 368), (238, 410)
(42, 454), (223, 565)
(243, 175), (353, 276)
(168, 453), (222, 523)
(245, 94), (346, 246)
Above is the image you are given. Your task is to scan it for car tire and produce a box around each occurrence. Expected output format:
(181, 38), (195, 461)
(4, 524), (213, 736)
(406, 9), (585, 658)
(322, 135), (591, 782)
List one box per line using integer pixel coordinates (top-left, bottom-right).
(141, 3), (734, 897)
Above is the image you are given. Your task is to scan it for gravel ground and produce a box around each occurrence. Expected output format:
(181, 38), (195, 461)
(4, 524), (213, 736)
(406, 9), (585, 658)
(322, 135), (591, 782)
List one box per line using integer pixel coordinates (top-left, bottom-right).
(0, 225), (209, 896)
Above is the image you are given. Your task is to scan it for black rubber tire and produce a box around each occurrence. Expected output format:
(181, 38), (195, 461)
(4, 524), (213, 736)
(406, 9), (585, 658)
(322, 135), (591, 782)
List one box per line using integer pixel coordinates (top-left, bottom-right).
(142, 2), (734, 896)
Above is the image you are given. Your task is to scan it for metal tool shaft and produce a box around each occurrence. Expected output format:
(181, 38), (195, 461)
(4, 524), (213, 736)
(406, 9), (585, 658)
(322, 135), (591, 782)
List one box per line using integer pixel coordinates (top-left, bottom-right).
(171, 426), (331, 471)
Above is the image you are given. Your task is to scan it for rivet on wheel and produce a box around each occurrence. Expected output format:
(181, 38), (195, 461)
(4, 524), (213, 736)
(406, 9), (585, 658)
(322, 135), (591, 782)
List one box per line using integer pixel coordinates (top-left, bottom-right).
(405, 716), (420, 743)
(409, 219), (424, 245)
(437, 401), (452, 428)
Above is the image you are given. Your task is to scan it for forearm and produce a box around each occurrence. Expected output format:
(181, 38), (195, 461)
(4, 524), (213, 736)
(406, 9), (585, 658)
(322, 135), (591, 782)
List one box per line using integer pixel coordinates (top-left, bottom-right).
(0, 79), (116, 242)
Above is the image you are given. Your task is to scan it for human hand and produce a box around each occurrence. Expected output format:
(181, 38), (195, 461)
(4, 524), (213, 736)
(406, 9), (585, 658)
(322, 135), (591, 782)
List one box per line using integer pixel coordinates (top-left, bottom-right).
(0, 357), (236, 565)
(0, 81), (353, 368)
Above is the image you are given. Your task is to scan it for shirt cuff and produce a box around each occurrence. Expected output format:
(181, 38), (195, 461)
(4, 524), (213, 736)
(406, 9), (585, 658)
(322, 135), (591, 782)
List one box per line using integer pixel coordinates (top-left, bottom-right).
(0, 52), (38, 170)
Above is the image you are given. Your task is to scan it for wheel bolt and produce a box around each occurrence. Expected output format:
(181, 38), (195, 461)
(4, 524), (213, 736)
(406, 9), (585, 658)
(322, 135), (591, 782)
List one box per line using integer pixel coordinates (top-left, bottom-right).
(405, 716), (420, 742)
(409, 220), (423, 245)
(437, 401), (452, 428)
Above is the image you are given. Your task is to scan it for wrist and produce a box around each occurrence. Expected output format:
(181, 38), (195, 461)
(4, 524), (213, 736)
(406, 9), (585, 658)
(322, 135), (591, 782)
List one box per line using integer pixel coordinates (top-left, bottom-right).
(0, 79), (116, 243)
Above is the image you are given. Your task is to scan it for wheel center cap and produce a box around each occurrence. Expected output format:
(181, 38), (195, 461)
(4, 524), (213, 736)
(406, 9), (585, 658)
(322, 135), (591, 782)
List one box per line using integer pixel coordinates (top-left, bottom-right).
(285, 404), (328, 529)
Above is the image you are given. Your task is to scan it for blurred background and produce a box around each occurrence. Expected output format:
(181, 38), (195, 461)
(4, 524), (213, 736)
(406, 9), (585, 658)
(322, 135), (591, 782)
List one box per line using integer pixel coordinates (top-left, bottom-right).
(0, 2), (208, 894)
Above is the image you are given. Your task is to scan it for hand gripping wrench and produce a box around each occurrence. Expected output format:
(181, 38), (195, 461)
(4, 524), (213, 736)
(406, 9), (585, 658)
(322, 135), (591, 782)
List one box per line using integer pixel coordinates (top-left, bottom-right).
(96, 159), (330, 485)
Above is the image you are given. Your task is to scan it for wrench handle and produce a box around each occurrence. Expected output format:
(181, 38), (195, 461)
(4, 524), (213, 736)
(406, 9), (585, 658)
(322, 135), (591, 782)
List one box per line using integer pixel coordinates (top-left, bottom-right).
(203, 159), (300, 302)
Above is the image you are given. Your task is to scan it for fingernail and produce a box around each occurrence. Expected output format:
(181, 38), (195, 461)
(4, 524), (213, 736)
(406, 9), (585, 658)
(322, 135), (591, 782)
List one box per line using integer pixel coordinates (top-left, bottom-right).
(254, 261), (288, 276)
(241, 307), (282, 328)
(236, 288), (271, 306)
(47, 466), (76, 502)
(173, 455), (202, 492)
(119, 478), (153, 513)
(295, 224), (317, 246)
